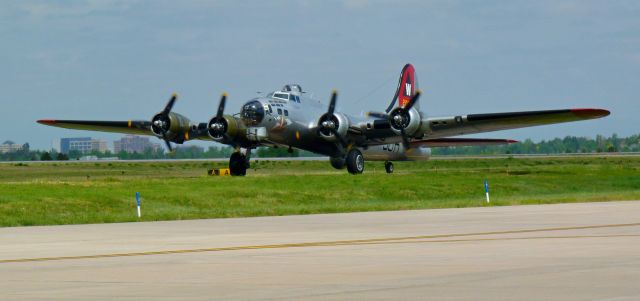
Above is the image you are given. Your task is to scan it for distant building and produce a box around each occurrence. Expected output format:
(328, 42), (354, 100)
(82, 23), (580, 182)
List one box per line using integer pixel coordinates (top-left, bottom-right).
(91, 139), (109, 153)
(0, 141), (26, 153)
(59, 137), (109, 154)
(60, 137), (89, 153)
(51, 138), (60, 152)
(114, 135), (160, 153)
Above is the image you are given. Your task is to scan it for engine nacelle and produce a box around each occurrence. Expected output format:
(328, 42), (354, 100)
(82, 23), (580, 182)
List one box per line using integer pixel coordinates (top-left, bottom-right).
(317, 112), (350, 142)
(207, 114), (245, 142)
(389, 107), (421, 137)
(150, 112), (192, 142)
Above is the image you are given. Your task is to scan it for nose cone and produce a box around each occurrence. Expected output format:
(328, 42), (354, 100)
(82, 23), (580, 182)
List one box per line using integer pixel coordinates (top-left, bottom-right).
(241, 100), (265, 126)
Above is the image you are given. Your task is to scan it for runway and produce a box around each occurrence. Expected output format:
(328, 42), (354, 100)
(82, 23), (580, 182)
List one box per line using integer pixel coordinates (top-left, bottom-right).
(2, 201), (640, 300)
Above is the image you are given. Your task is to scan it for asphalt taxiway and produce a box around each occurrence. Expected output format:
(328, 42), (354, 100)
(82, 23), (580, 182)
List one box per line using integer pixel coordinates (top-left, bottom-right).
(1, 201), (639, 300)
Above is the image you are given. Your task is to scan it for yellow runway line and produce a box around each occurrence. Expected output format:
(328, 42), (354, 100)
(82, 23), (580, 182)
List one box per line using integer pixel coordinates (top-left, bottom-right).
(2, 222), (639, 264)
(351, 234), (640, 246)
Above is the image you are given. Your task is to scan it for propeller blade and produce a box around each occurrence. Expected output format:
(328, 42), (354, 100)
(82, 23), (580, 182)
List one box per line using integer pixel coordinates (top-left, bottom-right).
(329, 128), (348, 148)
(162, 93), (178, 114)
(400, 127), (410, 149)
(216, 92), (227, 119)
(161, 132), (173, 152)
(328, 90), (337, 115)
(404, 90), (421, 110)
(366, 111), (388, 119)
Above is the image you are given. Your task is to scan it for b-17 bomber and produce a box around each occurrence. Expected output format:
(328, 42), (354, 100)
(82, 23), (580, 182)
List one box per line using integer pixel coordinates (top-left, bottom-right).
(38, 64), (609, 175)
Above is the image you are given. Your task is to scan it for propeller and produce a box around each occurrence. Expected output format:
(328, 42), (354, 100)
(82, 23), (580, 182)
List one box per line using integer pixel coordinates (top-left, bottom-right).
(328, 90), (337, 115)
(208, 93), (228, 140)
(365, 111), (388, 119)
(389, 90), (421, 149)
(151, 93), (178, 152)
(216, 92), (227, 119)
(317, 90), (348, 148)
(162, 94), (177, 115)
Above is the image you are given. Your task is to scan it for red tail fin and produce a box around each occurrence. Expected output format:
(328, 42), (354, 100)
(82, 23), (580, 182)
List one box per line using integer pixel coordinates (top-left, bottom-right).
(386, 64), (418, 113)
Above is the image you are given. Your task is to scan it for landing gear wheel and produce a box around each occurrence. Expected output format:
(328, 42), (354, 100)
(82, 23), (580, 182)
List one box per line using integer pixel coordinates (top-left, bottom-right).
(330, 157), (346, 170)
(346, 149), (365, 175)
(384, 161), (394, 174)
(229, 152), (247, 176)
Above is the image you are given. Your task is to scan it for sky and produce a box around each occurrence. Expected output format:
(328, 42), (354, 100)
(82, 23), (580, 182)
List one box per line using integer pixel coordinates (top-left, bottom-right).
(2, 0), (639, 150)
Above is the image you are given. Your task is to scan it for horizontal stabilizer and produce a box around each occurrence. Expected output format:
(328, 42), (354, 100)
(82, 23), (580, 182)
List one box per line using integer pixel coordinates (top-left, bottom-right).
(411, 138), (518, 147)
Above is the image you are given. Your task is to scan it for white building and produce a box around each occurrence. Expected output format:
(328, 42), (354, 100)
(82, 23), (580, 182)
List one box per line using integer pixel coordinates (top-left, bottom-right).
(0, 141), (25, 153)
(59, 137), (109, 154)
(114, 135), (160, 153)
(51, 138), (60, 152)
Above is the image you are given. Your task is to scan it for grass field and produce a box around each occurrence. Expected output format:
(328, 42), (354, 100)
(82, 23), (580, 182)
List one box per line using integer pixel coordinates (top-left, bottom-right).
(1, 156), (639, 227)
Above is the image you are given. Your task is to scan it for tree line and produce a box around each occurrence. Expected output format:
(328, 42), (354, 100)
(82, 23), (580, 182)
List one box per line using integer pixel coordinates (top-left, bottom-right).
(1, 133), (638, 161)
(0, 145), (304, 161)
(432, 134), (640, 155)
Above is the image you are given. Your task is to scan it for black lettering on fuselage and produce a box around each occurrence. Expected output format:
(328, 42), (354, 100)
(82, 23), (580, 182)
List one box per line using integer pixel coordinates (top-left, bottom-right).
(382, 143), (400, 153)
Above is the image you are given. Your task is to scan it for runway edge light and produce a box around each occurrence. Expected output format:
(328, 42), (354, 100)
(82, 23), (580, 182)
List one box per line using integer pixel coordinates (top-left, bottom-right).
(136, 192), (141, 218)
(484, 180), (490, 204)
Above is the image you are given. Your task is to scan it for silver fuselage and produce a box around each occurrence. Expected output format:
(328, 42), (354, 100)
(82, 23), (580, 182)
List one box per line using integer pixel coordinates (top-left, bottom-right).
(239, 90), (430, 161)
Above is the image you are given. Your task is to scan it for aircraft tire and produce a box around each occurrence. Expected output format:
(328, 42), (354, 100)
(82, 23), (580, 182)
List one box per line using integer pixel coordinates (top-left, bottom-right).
(346, 149), (364, 174)
(330, 157), (346, 170)
(385, 161), (394, 174)
(229, 152), (247, 176)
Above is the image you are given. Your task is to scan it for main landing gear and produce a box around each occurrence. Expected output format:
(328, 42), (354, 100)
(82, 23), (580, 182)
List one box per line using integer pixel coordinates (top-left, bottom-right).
(330, 149), (364, 174)
(229, 149), (250, 176)
(331, 149), (398, 175)
(330, 156), (346, 170)
(330, 149), (365, 174)
(346, 148), (365, 175)
(331, 149), (395, 175)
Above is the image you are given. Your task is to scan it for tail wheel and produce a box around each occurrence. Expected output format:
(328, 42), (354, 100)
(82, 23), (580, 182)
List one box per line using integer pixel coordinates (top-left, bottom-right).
(229, 152), (247, 176)
(384, 161), (394, 174)
(346, 149), (365, 174)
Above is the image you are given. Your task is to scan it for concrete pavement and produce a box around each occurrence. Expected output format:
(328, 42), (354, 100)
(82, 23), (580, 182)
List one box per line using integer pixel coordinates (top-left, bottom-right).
(1, 201), (639, 300)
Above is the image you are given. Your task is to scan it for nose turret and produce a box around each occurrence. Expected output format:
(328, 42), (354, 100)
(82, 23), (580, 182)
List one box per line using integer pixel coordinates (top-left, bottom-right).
(240, 100), (265, 126)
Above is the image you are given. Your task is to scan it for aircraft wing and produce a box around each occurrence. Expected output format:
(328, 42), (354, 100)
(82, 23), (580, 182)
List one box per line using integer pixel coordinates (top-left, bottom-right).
(38, 119), (155, 136)
(424, 108), (609, 138)
(37, 119), (213, 141)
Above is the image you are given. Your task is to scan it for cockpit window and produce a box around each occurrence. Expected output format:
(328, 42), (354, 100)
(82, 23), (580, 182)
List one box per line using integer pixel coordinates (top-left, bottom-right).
(288, 94), (301, 103)
(273, 93), (289, 100)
